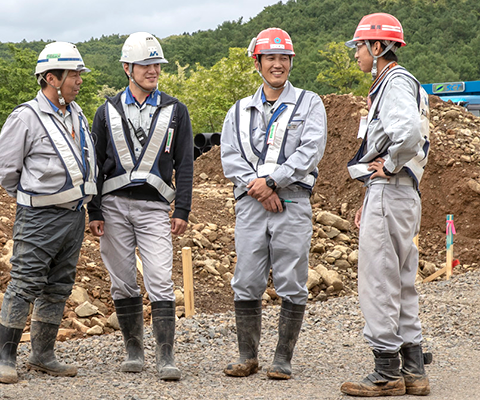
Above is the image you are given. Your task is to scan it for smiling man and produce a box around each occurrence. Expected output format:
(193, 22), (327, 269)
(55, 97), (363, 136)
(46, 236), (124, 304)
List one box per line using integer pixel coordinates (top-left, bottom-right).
(221, 28), (327, 380)
(0, 42), (97, 383)
(87, 32), (193, 380)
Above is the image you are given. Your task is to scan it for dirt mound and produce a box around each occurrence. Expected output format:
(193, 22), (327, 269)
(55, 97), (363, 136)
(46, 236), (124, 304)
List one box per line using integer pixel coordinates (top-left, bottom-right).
(0, 93), (479, 336)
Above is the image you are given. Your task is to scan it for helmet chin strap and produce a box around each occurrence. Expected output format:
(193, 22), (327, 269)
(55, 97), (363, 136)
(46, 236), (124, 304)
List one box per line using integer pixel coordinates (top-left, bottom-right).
(39, 70), (69, 105)
(128, 63), (157, 94)
(256, 56), (293, 92)
(365, 41), (396, 80)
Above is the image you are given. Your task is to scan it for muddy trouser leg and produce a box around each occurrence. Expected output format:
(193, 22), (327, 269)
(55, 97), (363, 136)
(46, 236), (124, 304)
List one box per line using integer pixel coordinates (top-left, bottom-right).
(114, 297), (144, 372)
(224, 300), (262, 377)
(2, 206), (84, 379)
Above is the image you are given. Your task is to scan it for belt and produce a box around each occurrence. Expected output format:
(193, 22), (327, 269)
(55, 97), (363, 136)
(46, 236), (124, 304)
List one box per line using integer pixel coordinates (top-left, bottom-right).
(367, 176), (415, 187)
(276, 188), (311, 199)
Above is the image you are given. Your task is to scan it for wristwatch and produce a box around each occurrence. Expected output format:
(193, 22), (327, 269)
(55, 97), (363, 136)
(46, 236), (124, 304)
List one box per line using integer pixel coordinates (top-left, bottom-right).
(382, 166), (396, 177)
(266, 176), (277, 191)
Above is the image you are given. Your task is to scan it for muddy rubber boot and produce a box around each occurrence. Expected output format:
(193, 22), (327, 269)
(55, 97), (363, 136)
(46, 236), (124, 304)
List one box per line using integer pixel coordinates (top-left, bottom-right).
(151, 301), (181, 381)
(267, 300), (305, 380)
(341, 351), (406, 397)
(400, 345), (431, 395)
(26, 321), (77, 376)
(224, 300), (262, 377)
(114, 297), (145, 372)
(0, 323), (23, 384)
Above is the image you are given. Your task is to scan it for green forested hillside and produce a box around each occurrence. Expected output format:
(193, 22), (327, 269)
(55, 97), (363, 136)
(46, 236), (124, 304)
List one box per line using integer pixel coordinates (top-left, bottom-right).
(2, 0), (478, 93)
(0, 0), (479, 130)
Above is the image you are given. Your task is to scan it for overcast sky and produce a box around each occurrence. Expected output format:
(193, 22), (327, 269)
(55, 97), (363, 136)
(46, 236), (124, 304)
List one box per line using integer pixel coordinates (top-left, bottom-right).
(0, 0), (284, 43)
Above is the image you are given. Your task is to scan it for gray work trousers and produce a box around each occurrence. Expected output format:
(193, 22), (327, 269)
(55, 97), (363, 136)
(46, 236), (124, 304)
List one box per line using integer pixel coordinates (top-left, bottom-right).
(232, 193), (312, 305)
(1, 205), (85, 329)
(358, 183), (423, 352)
(100, 195), (174, 302)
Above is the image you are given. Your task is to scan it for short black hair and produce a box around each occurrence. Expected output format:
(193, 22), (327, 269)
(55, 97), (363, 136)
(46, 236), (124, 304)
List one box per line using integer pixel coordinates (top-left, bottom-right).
(38, 69), (65, 89)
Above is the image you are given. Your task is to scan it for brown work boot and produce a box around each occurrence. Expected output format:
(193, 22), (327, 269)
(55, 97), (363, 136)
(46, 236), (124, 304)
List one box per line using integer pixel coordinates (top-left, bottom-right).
(224, 300), (262, 377)
(341, 351), (406, 397)
(400, 345), (431, 395)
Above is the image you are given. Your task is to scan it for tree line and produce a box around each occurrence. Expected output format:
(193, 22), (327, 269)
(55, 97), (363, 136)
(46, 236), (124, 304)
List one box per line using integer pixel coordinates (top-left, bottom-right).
(0, 0), (479, 132)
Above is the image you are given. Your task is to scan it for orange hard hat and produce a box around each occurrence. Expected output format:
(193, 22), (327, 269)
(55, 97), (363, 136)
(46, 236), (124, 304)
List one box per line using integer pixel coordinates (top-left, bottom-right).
(346, 13), (406, 48)
(247, 28), (295, 58)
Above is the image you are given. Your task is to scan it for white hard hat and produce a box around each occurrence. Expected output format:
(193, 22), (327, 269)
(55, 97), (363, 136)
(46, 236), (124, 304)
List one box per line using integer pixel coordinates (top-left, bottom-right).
(35, 42), (90, 75)
(120, 32), (168, 65)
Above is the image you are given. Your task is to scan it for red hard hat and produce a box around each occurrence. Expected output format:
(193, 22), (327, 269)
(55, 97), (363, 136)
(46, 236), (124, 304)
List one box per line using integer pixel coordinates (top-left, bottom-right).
(346, 13), (406, 48)
(247, 28), (295, 59)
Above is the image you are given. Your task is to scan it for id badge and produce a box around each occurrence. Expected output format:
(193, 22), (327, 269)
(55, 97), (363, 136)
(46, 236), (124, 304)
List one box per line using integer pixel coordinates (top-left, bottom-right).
(357, 116), (367, 139)
(165, 128), (174, 153)
(267, 122), (277, 145)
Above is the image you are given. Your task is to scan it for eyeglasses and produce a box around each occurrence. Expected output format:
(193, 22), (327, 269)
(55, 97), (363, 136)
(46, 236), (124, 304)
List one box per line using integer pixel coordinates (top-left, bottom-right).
(355, 42), (366, 50)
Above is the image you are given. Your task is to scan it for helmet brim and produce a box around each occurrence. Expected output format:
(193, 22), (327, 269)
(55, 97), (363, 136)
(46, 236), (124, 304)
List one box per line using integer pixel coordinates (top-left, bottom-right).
(122, 58), (168, 65)
(345, 39), (357, 48)
(256, 49), (295, 56)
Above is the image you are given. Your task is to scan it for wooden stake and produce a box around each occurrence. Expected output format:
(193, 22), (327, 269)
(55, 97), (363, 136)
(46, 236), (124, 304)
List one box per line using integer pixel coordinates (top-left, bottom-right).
(423, 215), (456, 283)
(414, 234), (420, 276)
(182, 247), (194, 317)
(135, 253), (144, 276)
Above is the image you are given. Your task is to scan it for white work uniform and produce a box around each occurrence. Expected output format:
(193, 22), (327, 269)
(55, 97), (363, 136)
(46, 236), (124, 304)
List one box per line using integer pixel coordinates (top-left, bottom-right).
(350, 66), (428, 352)
(221, 82), (327, 304)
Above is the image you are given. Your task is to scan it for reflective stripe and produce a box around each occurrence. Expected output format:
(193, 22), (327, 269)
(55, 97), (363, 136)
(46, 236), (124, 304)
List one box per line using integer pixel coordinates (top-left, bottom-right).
(103, 102), (176, 203)
(236, 88), (314, 189)
(347, 66), (429, 188)
(17, 100), (97, 207)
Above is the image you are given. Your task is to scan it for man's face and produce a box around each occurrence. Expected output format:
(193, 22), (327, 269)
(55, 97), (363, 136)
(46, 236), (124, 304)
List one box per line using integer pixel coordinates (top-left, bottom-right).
(255, 53), (291, 88)
(51, 70), (83, 104)
(127, 63), (161, 91)
(354, 41), (373, 73)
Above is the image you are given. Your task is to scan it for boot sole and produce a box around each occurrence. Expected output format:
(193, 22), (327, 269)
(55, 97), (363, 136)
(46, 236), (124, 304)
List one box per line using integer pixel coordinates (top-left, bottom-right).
(406, 387), (431, 396)
(267, 371), (291, 380)
(0, 375), (18, 384)
(26, 362), (77, 377)
(121, 361), (144, 373)
(340, 387), (405, 397)
(158, 367), (181, 381)
(224, 363), (259, 377)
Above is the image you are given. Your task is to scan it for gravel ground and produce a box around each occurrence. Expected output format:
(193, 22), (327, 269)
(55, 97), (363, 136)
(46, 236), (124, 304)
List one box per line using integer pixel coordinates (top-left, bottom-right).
(1, 271), (480, 400)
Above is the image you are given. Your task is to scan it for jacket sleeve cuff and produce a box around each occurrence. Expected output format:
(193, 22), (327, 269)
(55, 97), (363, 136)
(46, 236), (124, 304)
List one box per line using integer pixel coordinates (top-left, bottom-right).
(172, 207), (190, 222)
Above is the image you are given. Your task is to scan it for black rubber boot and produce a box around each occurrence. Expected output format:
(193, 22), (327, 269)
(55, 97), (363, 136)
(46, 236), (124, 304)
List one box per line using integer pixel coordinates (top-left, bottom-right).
(26, 321), (77, 376)
(114, 297), (145, 373)
(267, 300), (305, 380)
(0, 323), (23, 384)
(341, 351), (406, 397)
(224, 300), (262, 377)
(400, 345), (431, 395)
(151, 301), (181, 381)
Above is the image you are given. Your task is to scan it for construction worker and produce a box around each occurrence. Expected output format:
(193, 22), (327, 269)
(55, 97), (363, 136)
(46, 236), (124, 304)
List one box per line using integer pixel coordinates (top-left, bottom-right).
(0, 42), (97, 383)
(221, 28), (327, 380)
(87, 32), (193, 380)
(341, 13), (431, 397)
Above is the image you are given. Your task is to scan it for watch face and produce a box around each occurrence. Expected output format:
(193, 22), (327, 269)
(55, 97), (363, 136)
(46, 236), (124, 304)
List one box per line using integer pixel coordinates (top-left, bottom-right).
(266, 178), (276, 189)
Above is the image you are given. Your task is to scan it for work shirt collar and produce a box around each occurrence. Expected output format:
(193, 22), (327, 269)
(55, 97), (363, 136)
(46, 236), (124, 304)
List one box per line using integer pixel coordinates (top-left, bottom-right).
(245, 81), (296, 112)
(124, 87), (160, 107)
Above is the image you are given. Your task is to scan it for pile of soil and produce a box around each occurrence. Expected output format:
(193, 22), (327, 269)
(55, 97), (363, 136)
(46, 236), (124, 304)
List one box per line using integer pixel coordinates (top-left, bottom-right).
(1, 93), (479, 330)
